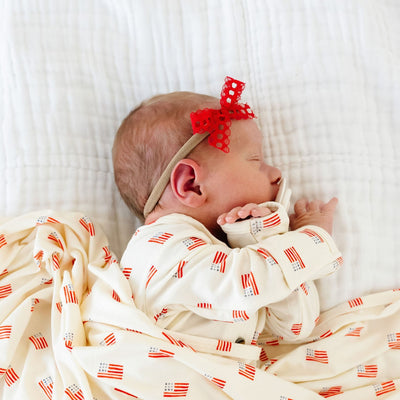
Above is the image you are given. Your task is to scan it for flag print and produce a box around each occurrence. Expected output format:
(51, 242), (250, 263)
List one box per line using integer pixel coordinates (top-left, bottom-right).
(0, 234), (7, 249)
(31, 298), (40, 312)
(48, 232), (64, 250)
(250, 213), (281, 235)
(146, 265), (157, 288)
(63, 284), (78, 304)
(319, 386), (343, 398)
(279, 397), (294, 400)
(0, 283), (12, 299)
(0, 268), (8, 278)
(319, 330), (333, 339)
(0, 325), (11, 340)
(357, 364), (378, 378)
(210, 251), (227, 273)
(291, 323), (302, 336)
(233, 310), (250, 322)
(300, 282), (310, 295)
(238, 362), (256, 380)
(251, 331), (260, 345)
(5, 367), (19, 387)
(52, 253), (60, 271)
(41, 277), (53, 285)
(259, 348), (268, 362)
(154, 308), (168, 322)
(284, 247), (306, 271)
(103, 246), (112, 263)
(257, 247), (278, 266)
(197, 302), (212, 309)
(112, 290), (121, 302)
(149, 232), (173, 245)
(148, 347), (175, 358)
(387, 333), (400, 349)
(64, 332), (74, 350)
(122, 267), (132, 279)
(173, 260), (186, 278)
(100, 333), (116, 346)
(348, 297), (363, 308)
(345, 326), (364, 337)
(38, 376), (54, 400)
(65, 384), (85, 400)
(182, 237), (206, 251)
(36, 216), (60, 225)
(79, 216), (95, 236)
(29, 333), (49, 350)
(97, 362), (124, 380)
(241, 272), (259, 296)
(204, 374), (226, 389)
(300, 228), (323, 244)
(163, 382), (189, 397)
(263, 358), (278, 370)
(216, 340), (232, 352)
(34, 250), (44, 267)
(306, 348), (328, 364)
(374, 381), (396, 396)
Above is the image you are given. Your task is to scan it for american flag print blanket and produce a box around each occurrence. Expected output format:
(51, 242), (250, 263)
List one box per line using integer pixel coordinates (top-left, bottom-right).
(1, 211), (400, 399)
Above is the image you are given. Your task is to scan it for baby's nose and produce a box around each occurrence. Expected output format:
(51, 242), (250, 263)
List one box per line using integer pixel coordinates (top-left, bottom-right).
(269, 166), (282, 184)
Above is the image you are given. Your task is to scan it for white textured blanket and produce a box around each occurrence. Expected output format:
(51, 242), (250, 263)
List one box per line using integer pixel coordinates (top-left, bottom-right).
(1, 1), (399, 312)
(1, 212), (400, 399)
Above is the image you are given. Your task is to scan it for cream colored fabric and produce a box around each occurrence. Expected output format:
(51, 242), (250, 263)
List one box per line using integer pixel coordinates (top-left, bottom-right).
(1, 211), (400, 399)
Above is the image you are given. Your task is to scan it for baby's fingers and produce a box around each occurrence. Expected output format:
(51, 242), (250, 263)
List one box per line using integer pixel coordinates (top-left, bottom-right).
(321, 197), (338, 213)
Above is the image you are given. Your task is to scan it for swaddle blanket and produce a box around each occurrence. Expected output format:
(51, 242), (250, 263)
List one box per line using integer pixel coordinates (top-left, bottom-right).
(1, 212), (400, 399)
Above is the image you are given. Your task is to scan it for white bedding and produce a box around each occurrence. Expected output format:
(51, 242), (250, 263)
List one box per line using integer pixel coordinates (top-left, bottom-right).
(1, 0), (399, 312)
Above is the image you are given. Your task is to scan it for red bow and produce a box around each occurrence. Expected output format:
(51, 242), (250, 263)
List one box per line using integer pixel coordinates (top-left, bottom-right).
(190, 76), (255, 153)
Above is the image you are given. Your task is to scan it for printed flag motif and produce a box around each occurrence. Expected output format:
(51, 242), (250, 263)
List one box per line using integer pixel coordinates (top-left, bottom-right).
(163, 382), (189, 397)
(284, 247), (306, 271)
(0, 268), (8, 278)
(146, 265), (157, 288)
(357, 364), (378, 378)
(5, 367), (19, 387)
(233, 310), (250, 322)
(300, 282), (310, 295)
(300, 228), (323, 244)
(291, 323), (302, 336)
(250, 213), (281, 234)
(97, 362), (124, 380)
(38, 376), (54, 400)
(114, 388), (139, 398)
(122, 267), (132, 279)
(348, 297), (363, 308)
(149, 232), (173, 245)
(52, 253), (60, 271)
(79, 216), (96, 236)
(34, 250), (44, 267)
(0, 325), (12, 340)
(103, 246), (112, 263)
(387, 333), (400, 349)
(31, 298), (40, 312)
(154, 308), (168, 322)
(319, 386), (343, 398)
(48, 232), (64, 250)
(204, 374), (226, 389)
(197, 303), (212, 309)
(29, 333), (49, 350)
(64, 332), (74, 350)
(238, 362), (256, 380)
(0, 234), (7, 249)
(65, 384), (85, 400)
(263, 358), (278, 370)
(148, 347), (175, 358)
(241, 272), (259, 296)
(100, 333), (116, 346)
(162, 332), (195, 351)
(257, 247), (278, 266)
(345, 326), (364, 337)
(374, 381), (396, 396)
(36, 216), (60, 225)
(306, 348), (329, 364)
(63, 284), (78, 304)
(216, 340), (232, 352)
(210, 251), (227, 273)
(0, 283), (12, 299)
(173, 260), (186, 278)
(182, 237), (206, 251)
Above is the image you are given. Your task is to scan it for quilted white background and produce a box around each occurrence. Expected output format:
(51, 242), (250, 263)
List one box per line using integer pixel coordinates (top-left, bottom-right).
(1, 0), (399, 310)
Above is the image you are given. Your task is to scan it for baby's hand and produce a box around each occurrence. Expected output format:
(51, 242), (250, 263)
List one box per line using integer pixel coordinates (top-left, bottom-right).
(217, 203), (273, 225)
(289, 198), (338, 234)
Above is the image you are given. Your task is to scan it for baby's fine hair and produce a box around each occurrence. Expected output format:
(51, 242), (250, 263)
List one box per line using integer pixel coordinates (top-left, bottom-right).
(112, 91), (218, 220)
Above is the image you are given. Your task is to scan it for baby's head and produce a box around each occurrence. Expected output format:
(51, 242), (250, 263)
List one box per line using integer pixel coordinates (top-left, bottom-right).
(113, 77), (281, 235)
(112, 91), (218, 219)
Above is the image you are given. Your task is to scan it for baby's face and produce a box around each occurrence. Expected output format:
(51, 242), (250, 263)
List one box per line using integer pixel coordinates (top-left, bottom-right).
(198, 120), (282, 219)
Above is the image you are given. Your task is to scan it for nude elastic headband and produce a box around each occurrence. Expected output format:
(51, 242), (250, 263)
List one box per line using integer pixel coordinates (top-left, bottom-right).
(143, 76), (255, 218)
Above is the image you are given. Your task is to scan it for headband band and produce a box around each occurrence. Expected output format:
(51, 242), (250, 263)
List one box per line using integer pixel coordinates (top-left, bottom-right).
(143, 76), (255, 218)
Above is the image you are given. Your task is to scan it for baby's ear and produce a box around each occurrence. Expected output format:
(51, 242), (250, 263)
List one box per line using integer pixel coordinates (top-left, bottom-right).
(170, 159), (205, 208)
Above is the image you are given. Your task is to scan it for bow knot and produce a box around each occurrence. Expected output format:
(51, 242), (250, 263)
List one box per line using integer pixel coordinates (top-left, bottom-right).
(190, 76), (255, 153)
